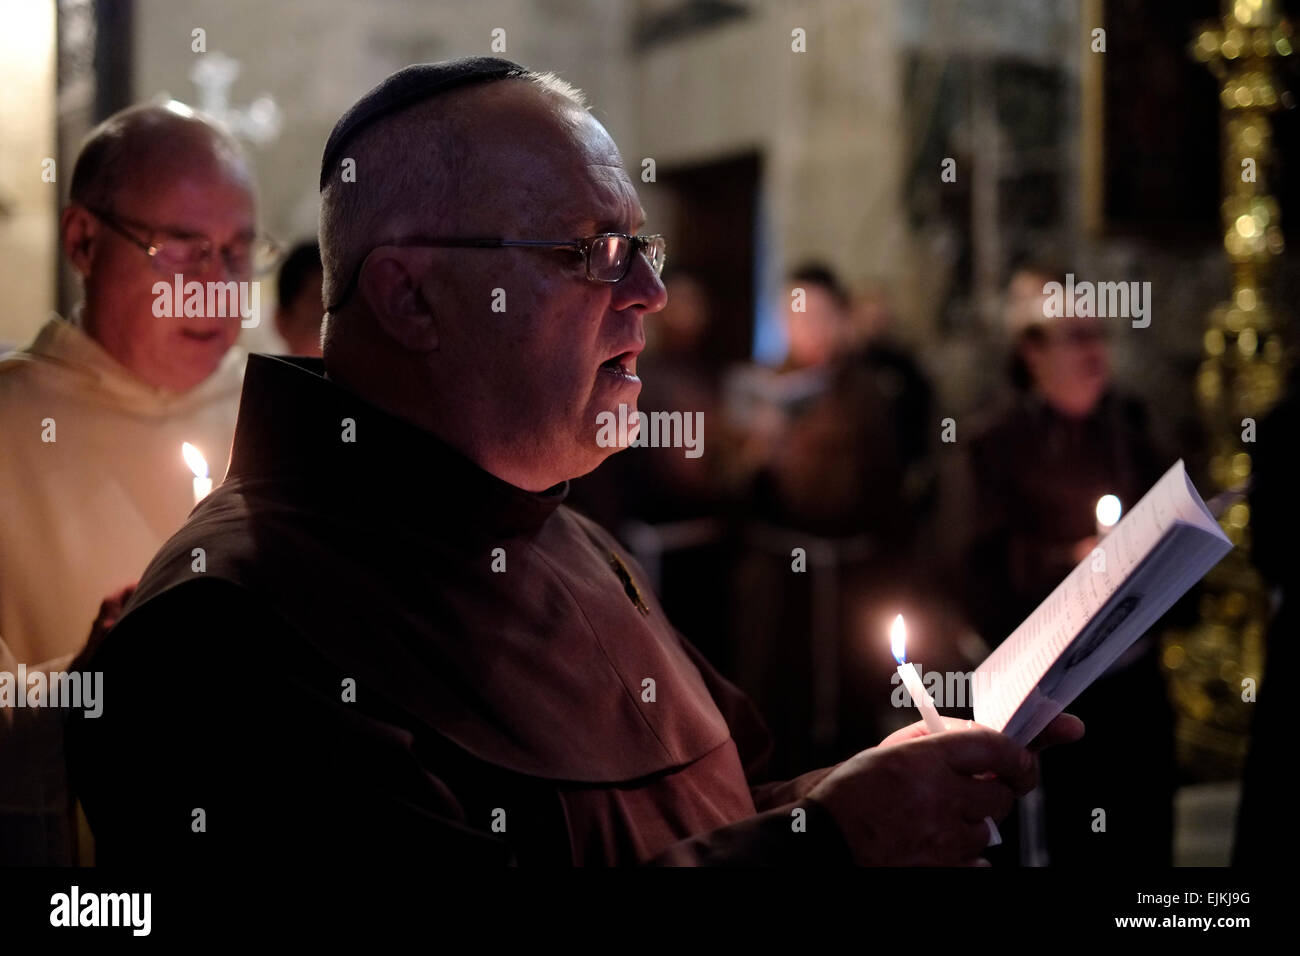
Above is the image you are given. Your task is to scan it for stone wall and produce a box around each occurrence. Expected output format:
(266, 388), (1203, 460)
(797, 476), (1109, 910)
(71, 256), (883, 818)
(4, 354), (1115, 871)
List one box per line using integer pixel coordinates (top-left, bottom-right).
(0, 0), (57, 348)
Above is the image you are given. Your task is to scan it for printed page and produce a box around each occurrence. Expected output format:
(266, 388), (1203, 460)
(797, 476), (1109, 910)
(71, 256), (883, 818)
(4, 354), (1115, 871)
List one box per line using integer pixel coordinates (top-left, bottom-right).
(972, 460), (1230, 735)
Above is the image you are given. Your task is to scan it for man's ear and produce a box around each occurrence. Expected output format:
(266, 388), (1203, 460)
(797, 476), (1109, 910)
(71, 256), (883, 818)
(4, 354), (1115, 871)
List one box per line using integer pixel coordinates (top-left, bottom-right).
(61, 205), (98, 278)
(357, 248), (439, 352)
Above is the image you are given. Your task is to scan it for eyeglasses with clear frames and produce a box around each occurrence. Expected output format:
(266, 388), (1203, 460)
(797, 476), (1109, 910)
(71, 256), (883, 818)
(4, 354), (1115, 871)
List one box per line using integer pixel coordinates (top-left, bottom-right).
(84, 205), (282, 277)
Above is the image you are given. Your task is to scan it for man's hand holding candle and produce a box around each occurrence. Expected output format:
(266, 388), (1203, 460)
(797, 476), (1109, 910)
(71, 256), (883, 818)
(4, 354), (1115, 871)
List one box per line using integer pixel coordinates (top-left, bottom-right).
(810, 613), (1084, 867)
(878, 713), (1086, 754)
(805, 715), (1083, 866)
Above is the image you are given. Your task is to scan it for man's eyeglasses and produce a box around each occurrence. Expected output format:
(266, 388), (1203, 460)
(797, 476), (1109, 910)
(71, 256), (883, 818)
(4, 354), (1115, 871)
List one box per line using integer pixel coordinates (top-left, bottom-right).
(327, 232), (667, 313)
(84, 205), (281, 277)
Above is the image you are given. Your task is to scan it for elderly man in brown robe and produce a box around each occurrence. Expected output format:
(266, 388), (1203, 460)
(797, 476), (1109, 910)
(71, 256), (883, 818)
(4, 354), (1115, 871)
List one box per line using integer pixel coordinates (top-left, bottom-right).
(67, 58), (1081, 866)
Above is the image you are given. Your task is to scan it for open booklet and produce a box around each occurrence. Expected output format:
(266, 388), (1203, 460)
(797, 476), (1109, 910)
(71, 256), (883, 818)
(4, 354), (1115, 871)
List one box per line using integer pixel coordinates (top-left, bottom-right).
(972, 459), (1233, 746)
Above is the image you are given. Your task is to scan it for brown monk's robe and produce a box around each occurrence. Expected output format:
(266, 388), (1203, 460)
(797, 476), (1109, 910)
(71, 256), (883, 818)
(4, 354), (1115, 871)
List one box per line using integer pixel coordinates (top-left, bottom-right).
(66, 355), (852, 866)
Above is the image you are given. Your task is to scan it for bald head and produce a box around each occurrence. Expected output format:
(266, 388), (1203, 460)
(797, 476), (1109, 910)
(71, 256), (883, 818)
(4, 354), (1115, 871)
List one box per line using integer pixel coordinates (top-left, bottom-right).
(71, 102), (250, 214)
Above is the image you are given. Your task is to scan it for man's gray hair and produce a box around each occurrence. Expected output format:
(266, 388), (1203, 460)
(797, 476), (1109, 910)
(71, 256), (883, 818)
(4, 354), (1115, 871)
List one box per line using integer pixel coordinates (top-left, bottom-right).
(318, 70), (586, 331)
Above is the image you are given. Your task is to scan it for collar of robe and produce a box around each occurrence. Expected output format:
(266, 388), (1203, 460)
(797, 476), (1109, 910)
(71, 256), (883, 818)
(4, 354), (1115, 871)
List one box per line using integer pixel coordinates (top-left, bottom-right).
(1023, 385), (1118, 431)
(225, 354), (569, 538)
(4, 314), (245, 417)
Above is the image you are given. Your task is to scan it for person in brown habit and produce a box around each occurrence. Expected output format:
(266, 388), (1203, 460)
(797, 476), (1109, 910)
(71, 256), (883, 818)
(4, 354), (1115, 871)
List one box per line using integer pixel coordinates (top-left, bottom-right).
(67, 58), (1082, 866)
(961, 263), (1172, 867)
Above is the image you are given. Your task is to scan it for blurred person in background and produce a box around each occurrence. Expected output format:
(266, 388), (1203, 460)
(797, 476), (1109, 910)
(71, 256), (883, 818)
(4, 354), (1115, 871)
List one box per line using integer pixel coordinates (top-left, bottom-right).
(726, 264), (911, 774)
(730, 263), (905, 537)
(0, 101), (260, 863)
(0, 102), (258, 668)
(835, 283), (947, 758)
(960, 262), (1175, 866)
(274, 241), (325, 357)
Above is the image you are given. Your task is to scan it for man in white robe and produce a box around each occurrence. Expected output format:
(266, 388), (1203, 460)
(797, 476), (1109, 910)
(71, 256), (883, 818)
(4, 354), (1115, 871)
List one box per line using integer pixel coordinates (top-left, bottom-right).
(0, 101), (260, 863)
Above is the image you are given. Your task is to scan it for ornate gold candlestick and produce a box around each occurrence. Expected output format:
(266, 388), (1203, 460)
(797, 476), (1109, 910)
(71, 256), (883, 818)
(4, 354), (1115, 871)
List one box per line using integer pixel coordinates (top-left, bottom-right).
(1170, 0), (1292, 776)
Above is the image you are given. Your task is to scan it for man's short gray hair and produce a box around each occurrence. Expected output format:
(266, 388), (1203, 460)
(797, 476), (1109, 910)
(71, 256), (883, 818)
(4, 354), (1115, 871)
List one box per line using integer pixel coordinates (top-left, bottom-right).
(318, 70), (586, 331)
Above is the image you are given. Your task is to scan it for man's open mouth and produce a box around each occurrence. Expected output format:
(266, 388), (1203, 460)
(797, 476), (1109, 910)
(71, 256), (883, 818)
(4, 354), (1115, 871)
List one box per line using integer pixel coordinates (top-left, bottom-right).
(180, 329), (223, 343)
(599, 352), (640, 382)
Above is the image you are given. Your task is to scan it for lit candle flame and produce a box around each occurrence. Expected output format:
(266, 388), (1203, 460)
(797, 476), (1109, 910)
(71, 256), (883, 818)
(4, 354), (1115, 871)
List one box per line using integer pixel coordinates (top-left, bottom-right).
(890, 613), (907, 664)
(181, 442), (209, 479)
(1095, 494), (1122, 530)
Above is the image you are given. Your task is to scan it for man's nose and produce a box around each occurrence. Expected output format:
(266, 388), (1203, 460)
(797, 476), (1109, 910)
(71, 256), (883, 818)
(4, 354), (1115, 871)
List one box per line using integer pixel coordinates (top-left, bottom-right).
(611, 252), (668, 315)
(188, 251), (231, 284)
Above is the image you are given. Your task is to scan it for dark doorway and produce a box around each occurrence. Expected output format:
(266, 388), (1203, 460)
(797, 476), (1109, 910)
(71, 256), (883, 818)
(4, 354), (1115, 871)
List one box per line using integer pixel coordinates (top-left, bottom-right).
(656, 152), (761, 364)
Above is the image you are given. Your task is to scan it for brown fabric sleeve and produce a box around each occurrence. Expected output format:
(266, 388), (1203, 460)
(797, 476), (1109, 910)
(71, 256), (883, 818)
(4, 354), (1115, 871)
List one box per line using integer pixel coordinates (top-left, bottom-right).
(662, 630), (853, 864)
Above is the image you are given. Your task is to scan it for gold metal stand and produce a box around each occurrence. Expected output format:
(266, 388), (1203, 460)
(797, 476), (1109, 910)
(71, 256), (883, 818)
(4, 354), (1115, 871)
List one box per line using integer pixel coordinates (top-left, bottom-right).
(1167, 0), (1292, 777)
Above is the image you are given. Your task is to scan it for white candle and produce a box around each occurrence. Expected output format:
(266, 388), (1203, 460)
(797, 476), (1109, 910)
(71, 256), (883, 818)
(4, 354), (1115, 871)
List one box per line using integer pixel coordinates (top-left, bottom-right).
(892, 615), (946, 734)
(182, 442), (213, 504)
(1095, 494), (1122, 538)
(890, 613), (1001, 847)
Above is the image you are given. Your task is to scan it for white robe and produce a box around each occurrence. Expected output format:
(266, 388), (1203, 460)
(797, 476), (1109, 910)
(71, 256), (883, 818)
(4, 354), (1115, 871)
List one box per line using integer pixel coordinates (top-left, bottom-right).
(0, 314), (243, 861)
(0, 314), (244, 666)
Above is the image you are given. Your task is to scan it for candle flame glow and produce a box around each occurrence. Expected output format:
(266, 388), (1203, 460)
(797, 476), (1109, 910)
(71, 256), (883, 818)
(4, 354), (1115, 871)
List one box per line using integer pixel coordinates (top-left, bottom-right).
(890, 613), (907, 664)
(1095, 494), (1122, 529)
(181, 442), (209, 479)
